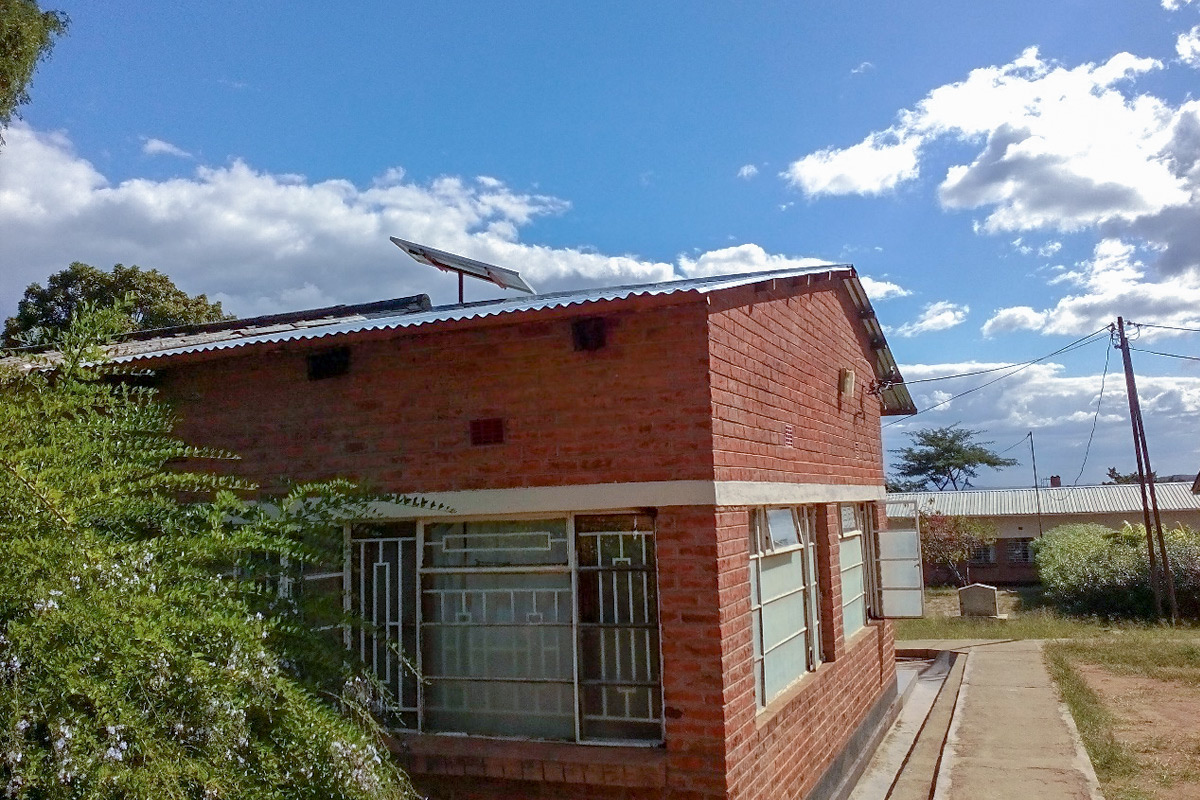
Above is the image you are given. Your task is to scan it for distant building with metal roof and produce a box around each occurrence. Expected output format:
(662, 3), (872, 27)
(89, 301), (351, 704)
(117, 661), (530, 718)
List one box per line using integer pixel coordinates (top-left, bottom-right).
(887, 482), (1200, 519)
(888, 482), (1200, 584)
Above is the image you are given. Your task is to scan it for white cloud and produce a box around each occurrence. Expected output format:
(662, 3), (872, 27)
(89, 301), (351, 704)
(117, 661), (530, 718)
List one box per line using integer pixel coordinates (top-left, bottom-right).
(1178, 26), (1200, 67)
(676, 242), (832, 278)
(859, 276), (911, 301)
(141, 137), (192, 158)
(0, 124), (898, 317)
(851, 61), (874, 75)
(788, 47), (1184, 230)
(886, 360), (1200, 485)
(893, 300), (969, 337)
(736, 164), (759, 179)
(980, 306), (1047, 337)
(1163, 0), (1196, 9)
(787, 46), (1200, 329)
(982, 238), (1200, 337)
(783, 131), (921, 196)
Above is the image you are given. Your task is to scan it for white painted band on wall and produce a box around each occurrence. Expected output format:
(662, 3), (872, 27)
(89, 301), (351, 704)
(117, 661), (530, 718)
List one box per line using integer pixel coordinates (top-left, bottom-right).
(373, 480), (884, 518)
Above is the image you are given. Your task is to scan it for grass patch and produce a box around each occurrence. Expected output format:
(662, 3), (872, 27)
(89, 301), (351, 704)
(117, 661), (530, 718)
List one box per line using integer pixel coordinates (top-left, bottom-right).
(896, 586), (1200, 642)
(1045, 643), (1140, 785)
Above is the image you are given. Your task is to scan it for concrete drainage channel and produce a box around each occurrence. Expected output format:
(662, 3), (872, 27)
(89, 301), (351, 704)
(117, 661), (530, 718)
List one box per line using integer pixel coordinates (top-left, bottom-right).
(848, 649), (966, 800)
(849, 642), (1105, 800)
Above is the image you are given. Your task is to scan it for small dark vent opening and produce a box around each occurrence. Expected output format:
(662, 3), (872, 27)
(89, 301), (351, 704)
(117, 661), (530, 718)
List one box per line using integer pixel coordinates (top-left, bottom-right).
(572, 317), (607, 351)
(307, 347), (351, 381)
(469, 417), (506, 446)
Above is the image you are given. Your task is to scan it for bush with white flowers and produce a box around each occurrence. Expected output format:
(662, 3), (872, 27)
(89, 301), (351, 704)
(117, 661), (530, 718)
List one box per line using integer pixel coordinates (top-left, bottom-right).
(0, 306), (421, 799)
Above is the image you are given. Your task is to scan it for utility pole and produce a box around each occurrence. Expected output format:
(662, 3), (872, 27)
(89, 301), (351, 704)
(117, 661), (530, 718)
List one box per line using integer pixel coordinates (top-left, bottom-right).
(1116, 317), (1177, 622)
(1029, 432), (1044, 537)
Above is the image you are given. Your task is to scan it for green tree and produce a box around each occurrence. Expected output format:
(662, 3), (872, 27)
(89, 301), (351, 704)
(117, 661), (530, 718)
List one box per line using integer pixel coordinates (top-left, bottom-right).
(0, 306), (424, 799)
(1102, 466), (1153, 485)
(919, 512), (997, 587)
(0, 0), (67, 133)
(890, 424), (1019, 491)
(4, 262), (233, 347)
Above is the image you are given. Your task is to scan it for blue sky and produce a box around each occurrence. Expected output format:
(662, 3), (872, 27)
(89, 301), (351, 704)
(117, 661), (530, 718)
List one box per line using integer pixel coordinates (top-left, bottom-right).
(3, 1), (1200, 486)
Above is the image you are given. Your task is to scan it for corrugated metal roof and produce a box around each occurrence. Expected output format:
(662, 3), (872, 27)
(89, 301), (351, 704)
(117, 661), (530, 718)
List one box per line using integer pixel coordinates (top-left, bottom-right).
(886, 482), (1200, 518)
(107, 265), (848, 364)
(86, 258), (915, 414)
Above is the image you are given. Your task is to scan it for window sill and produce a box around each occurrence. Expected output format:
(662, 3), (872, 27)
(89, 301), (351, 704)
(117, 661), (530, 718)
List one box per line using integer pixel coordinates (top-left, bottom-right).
(755, 662), (822, 728)
(386, 731), (668, 788)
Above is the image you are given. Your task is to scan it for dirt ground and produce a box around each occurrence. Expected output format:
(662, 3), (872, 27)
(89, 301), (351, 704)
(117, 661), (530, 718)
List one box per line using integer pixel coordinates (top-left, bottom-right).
(1077, 663), (1200, 799)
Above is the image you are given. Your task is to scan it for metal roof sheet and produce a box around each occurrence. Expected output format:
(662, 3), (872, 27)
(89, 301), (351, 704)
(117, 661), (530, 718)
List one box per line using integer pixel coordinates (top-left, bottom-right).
(90, 259), (915, 414)
(886, 482), (1200, 518)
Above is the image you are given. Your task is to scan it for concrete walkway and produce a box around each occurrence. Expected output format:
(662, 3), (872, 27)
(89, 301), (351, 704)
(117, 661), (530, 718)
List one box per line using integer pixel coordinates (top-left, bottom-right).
(853, 639), (1104, 800)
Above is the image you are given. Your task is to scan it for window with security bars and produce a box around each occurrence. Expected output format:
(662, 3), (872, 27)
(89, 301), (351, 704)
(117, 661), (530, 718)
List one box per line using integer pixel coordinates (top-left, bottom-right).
(347, 514), (661, 743)
(969, 544), (996, 565)
(748, 507), (822, 708)
(1006, 538), (1034, 564)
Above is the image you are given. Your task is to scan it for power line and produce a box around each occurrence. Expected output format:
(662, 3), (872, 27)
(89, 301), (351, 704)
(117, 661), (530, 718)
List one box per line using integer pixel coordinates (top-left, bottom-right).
(1128, 321), (1200, 334)
(996, 432), (1032, 456)
(895, 333), (1111, 385)
(883, 326), (1112, 428)
(1072, 340), (1112, 486)
(1129, 346), (1200, 363)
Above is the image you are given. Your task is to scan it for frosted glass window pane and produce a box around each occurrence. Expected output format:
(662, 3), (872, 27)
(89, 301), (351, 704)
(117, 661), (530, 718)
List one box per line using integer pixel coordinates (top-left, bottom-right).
(759, 551), (805, 602)
(843, 596), (866, 638)
(878, 529), (920, 560)
(840, 537), (864, 571)
(425, 519), (569, 567)
(763, 634), (806, 699)
(841, 564), (864, 602)
(761, 591), (807, 652)
(766, 508), (799, 549)
(880, 561), (922, 589)
(425, 680), (575, 739)
(840, 505), (861, 536)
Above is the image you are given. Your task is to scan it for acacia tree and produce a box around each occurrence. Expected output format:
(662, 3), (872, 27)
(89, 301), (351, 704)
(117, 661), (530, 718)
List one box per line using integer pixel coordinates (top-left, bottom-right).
(1102, 466), (1154, 485)
(0, 0), (67, 133)
(890, 424), (1018, 491)
(0, 306), (423, 799)
(4, 262), (233, 347)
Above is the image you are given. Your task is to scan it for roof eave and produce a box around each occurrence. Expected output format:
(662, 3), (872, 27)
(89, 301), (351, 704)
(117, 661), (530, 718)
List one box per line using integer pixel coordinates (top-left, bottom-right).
(839, 274), (917, 416)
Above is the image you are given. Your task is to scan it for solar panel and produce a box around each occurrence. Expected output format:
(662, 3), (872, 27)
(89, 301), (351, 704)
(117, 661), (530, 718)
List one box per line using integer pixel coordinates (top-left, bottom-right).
(390, 237), (536, 297)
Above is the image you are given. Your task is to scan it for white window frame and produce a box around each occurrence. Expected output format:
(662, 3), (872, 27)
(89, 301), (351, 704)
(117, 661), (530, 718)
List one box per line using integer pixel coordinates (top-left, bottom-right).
(344, 512), (665, 745)
(839, 504), (873, 639)
(749, 506), (822, 708)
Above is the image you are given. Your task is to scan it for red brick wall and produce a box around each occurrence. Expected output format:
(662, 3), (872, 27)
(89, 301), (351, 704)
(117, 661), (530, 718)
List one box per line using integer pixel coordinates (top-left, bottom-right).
(716, 505), (895, 800)
(707, 277), (885, 486)
(159, 300), (715, 494)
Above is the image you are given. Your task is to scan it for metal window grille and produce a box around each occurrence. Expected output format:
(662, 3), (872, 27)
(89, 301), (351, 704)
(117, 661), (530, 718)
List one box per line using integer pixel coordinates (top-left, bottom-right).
(749, 506), (822, 708)
(1006, 538), (1034, 564)
(969, 544), (997, 565)
(347, 514), (662, 743)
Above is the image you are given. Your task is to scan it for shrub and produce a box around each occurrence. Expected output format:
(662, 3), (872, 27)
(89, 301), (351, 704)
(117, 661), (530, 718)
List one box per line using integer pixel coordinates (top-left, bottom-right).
(1035, 522), (1200, 618)
(0, 306), (419, 799)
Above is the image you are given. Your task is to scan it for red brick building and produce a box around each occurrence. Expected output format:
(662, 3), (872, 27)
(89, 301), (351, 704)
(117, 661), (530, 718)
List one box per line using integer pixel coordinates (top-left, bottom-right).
(110, 262), (917, 800)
